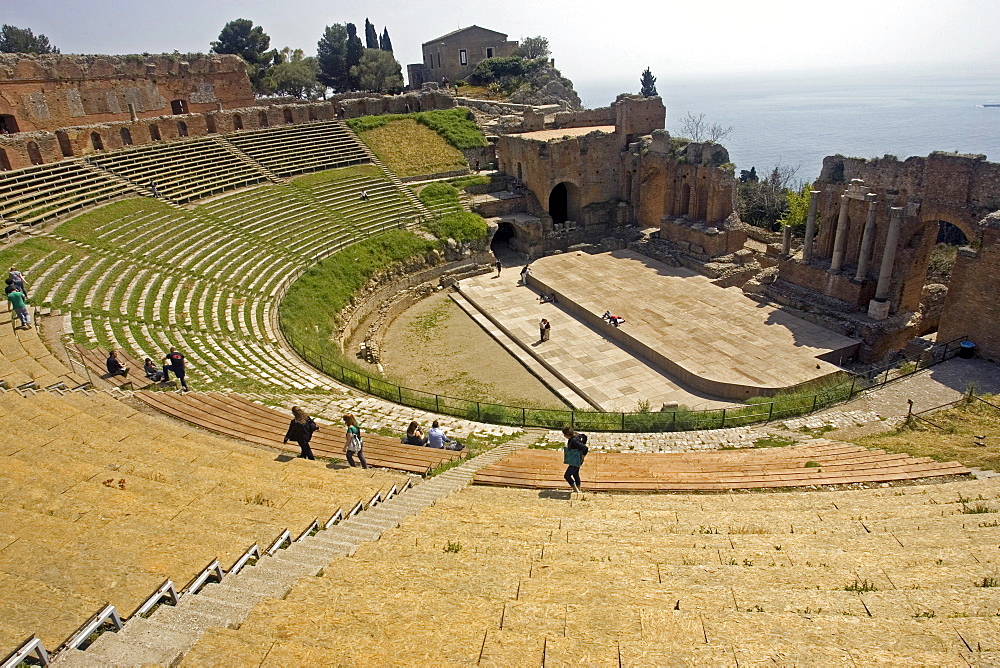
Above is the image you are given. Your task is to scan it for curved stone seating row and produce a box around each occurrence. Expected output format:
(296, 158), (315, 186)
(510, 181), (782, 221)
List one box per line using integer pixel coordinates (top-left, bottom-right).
(472, 441), (969, 491)
(0, 388), (406, 652)
(0, 314), (86, 391)
(180, 480), (1000, 665)
(225, 120), (369, 177)
(135, 390), (465, 475)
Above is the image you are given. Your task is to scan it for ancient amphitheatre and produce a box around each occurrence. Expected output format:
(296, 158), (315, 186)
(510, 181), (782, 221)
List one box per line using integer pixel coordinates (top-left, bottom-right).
(0, 41), (1000, 667)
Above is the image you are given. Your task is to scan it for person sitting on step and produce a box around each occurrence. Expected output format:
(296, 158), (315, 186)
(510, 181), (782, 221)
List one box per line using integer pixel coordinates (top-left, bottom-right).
(106, 350), (129, 377)
(402, 420), (429, 446)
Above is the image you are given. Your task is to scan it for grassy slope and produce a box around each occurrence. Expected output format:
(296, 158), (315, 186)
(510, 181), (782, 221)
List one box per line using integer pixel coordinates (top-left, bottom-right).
(857, 396), (1000, 470)
(359, 119), (467, 178)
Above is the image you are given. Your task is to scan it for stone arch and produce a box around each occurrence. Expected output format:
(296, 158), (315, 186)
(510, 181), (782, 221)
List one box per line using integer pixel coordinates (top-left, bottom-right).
(232, 114), (243, 131)
(177, 121), (188, 137)
(170, 99), (188, 115)
(120, 127), (133, 146)
(283, 108), (293, 124)
(149, 124), (161, 141)
(258, 111), (269, 128)
(56, 130), (74, 158)
(491, 221), (518, 254)
(548, 181), (581, 225)
(920, 211), (976, 244)
(897, 217), (974, 329)
(26, 141), (43, 165)
(205, 115), (217, 134)
(0, 148), (10, 171)
(90, 132), (104, 151)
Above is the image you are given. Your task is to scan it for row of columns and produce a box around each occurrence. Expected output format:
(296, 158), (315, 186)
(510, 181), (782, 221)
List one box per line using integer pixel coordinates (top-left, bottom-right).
(798, 186), (905, 320)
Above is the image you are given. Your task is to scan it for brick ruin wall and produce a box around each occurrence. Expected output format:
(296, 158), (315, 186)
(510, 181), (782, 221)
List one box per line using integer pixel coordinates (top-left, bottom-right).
(938, 217), (1000, 361)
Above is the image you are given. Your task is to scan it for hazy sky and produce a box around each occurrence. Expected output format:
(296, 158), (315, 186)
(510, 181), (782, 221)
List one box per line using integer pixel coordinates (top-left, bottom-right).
(5, 0), (999, 103)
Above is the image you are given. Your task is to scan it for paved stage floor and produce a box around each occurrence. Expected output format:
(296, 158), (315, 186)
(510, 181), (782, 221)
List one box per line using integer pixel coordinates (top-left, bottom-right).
(458, 250), (860, 410)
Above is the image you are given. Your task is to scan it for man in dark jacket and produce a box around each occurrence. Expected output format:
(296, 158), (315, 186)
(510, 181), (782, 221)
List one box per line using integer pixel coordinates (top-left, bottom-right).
(162, 346), (188, 391)
(106, 350), (129, 377)
(562, 426), (588, 493)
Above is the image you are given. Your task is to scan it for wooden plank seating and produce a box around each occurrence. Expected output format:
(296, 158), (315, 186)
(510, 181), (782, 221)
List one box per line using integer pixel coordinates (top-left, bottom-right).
(134, 390), (464, 474)
(473, 443), (970, 492)
(74, 345), (156, 391)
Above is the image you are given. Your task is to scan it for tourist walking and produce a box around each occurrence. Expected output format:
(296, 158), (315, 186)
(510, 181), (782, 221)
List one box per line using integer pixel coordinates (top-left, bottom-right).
(6, 286), (29, 328)
(562, 426), (589, 493)
(539, 318), (550, 342)
(105, 350), (129, 377)
(162, 346), (188, 391)
(284, 406), (318, 460)
(519, 264), (531, 285)
(495, 259), (502, 277)
(343, 413), (368, 469)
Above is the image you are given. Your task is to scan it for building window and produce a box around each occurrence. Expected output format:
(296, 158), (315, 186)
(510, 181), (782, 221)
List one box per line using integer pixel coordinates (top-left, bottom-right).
(486, 47), (494, 58)
(437, 51), (441, 68)
(459, 49), (467, 66)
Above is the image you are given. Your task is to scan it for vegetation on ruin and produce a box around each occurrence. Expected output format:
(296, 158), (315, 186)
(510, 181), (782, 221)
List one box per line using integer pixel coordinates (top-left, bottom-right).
(639, 67), (658, 98)
(926, 243), (958, 283)
(279, 230), (436, 367)
(737, 163), (803, 230)
(211, 19), (279, 94)
(464, 46), (582, 109)
(0, 24), (59, 54)
(856, 394), (1000, 471)
(347, 108), (487, 151)
(425, 211), (488, 243)
(317, 21), (400, 94)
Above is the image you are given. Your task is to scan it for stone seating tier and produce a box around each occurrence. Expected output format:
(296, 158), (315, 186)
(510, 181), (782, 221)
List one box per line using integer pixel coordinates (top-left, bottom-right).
(225, 120), (370, 176)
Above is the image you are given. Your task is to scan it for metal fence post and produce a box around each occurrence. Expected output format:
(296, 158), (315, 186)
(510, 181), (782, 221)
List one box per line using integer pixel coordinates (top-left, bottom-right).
(522, 407), (526, 426)
(721, 408), (726, 428)
(849, 376), (857, 398)
(435, 394), (440, 412)
(767, 402), (774, 423)
(811, 395), (818, 414)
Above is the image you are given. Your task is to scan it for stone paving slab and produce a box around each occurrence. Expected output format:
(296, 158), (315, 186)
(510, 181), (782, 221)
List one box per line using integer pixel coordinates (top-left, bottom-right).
(457, 269), (731, 412)
(527, 250), (860, 398)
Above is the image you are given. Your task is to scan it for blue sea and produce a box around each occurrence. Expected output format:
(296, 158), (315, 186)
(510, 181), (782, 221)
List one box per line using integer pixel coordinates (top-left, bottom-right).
(578, 67), (1000, 181)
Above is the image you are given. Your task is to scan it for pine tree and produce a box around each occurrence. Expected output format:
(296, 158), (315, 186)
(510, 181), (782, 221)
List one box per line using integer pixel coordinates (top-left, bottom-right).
(0, 25), (59, 54)
(317, 24), (350, 92)
(364, 19), (378, 49)
(639, 67), (658, 98)
(379, 27), (393, 53)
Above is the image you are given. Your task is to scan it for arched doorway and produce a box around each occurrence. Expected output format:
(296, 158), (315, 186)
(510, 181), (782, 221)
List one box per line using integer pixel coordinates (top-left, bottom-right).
(205, 115), (217, 134)
(177, 121), (188, 137)
(0, 148), (11, 171)
(149, 124), (161, 141)
(120, 127), (133, 146)
(91, 132), (104, 151)
(232, 114), (243, 131)
(283, 108), (293, 124)
(258, 111), (269, 128)
(26, 141), (43, 165)
(548, 182), (581, 226)
(170, 99), (188, 115)
(491, 221), (517, 254)
(56, 130), (74, 157)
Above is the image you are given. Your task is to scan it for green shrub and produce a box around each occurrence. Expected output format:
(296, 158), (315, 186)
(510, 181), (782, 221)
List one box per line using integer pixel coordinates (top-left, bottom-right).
(418, 182), (460, 204)
(425, 211), (487, 243)
(348, 108), (486, 151)
(469, 57), (525, 85)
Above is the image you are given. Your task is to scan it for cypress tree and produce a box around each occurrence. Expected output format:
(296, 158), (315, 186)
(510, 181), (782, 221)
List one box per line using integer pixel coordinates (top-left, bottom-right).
(379, 27), (393, 53)
(364, 19), (378, 49)
(639, 67), (658, 97)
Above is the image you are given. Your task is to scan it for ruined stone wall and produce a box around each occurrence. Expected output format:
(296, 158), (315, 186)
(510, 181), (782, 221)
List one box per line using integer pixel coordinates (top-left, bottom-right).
(801, 152), (1000, 316)
(497, 130), (624, 223)
(937, 217), (1000, 360)
(550, 106), (616, 129)
(0, 53), (254, 133)
(615, 95), (666, 140)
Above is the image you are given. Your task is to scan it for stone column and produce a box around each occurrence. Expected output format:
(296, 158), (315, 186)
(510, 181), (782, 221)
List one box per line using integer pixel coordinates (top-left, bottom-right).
(867, 206), (904, 320)
(127, 103), (138, 122)
(828, 193), (850, 274)
(802, 190), (820, 263)
(781, 225), (792, 257)
(854, 194), (878, 281)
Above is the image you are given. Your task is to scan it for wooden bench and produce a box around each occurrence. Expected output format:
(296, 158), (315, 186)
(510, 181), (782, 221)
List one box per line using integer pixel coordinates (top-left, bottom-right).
(134, 390), (465, 475)
(74, 345), (158, 391)
(472, 444), (970, 492)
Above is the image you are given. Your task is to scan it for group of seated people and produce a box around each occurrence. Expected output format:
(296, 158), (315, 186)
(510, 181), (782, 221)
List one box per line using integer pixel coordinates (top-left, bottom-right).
(402, 420), (463, 450)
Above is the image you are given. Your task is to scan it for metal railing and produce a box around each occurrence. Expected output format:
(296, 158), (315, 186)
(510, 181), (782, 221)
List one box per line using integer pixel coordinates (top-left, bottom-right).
(282, 324), (971, 432)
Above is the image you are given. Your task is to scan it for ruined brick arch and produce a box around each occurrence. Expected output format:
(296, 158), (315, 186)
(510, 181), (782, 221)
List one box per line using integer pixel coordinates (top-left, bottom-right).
(0, 148), (10, 171)
(177, 121), (188, 137)
(920, 212), (976, 245)
(90, 132), (104, 151)
(0, 114), (18, 134)
(283, 108), (293, 124)
(149, 124), (161, 141)
(258, 111), (269, 128)
(232, 114), (243, 131)
(205, 115), (217, 134)
(170, 99), (188, 115)
(120, 127), (133, 146)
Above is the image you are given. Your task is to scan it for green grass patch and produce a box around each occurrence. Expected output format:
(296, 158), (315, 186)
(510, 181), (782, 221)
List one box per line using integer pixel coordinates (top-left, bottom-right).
(354, 118), (467, 178)
(55, 197), (165, 245)
(447, 174), (491, 189)
(290, 164), (382, 188)
(424, 211), (487, 243)
(753, 435), (797, 448)
(280, 229), (436, 367)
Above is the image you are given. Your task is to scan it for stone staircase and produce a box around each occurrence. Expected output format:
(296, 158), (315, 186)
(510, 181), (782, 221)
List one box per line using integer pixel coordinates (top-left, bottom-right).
(52, 429), (541, 667)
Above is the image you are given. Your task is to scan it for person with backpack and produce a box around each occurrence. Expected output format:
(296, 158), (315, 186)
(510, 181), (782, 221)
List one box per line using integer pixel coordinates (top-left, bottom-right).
(342, 413), (368, 469)
(562, 426), (588, 493)
(284, 406), (319, 460)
